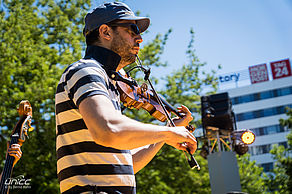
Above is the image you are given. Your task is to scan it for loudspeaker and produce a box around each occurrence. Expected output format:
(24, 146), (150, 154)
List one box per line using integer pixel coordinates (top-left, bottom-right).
(201, 92), (235, 131)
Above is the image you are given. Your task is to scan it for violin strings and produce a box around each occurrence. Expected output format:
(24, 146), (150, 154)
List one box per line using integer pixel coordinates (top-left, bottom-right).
(136, 56), (174, 125)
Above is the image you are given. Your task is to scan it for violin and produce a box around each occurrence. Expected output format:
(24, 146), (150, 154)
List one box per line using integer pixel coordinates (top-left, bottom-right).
(115, 70), (170, 122)
(116, 69), (190, 122)
(0, 100), (34, 194)
(113, 56), (200, 170)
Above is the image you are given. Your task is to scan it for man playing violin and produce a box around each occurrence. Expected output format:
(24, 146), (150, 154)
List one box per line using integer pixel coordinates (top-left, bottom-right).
(55, 2), (197, 194)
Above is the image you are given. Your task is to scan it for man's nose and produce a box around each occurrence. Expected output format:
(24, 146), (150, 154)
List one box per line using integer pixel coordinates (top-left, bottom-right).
(135, 34), (143, 44)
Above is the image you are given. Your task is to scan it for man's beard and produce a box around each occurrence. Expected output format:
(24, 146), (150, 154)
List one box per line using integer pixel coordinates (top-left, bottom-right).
(110, 32), (137, 66)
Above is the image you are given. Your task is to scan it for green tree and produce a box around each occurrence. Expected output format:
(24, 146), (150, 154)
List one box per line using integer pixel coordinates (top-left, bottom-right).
(0, 0), (90, 193)
(266, 107), (292, 193)
(237, 154), (268, 193)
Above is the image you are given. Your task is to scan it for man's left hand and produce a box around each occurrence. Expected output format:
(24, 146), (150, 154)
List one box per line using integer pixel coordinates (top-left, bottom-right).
(6, 142), (22, 167)
(172, 105), (193, 127)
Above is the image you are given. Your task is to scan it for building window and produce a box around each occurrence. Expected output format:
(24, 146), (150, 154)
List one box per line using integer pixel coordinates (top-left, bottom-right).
(236, 104), (292, 122)
(242, 112), (253, 120)
(276, 106), (285, 114)
(242, 95), (253, 103)
(278, 141), (288, 148)
(261, 162), (273, 172)
(249, 141), (288, 156)
(255, 110), (264, 118)
(263, 108), (275, 117)
(280, 87), (292, 96)
(254, 93), (261, 101)
(249, 144), (272, 156)
(260, 91), (272, 100)
(231, 86), (292, 105)
(267, 125), (277, 135)
(259, 144), (271, 154)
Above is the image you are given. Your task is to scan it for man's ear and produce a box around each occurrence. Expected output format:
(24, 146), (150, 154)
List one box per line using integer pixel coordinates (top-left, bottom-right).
(99, 24), (112, 41)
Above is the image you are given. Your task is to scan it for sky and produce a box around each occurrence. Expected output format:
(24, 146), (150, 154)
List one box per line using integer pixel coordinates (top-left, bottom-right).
(91, 0), (292, 84)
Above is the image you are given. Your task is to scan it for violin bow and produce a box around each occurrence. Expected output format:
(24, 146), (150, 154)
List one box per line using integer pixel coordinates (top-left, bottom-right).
(135, 56), (200, 170)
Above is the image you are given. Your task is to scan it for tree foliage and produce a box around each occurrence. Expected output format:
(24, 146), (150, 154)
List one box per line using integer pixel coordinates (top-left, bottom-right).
(237, 154), (267, 193)
(0, 0), (90, 193)
(266, 108), (292, 193)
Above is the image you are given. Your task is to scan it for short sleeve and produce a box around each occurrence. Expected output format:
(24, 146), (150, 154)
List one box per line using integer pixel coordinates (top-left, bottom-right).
(64, 62), (110, 107)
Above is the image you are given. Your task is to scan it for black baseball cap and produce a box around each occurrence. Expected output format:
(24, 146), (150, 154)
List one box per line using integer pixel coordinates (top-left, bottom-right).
(83, 2), (150, 36)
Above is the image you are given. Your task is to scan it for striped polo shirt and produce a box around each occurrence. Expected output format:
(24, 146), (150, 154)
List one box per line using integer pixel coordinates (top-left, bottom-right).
(55, 46), (135, 194)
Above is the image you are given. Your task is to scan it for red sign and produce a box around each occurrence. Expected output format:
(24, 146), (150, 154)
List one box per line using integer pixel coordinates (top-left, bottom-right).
(270, 59), (292, 79)
(249, 64), (269, 84)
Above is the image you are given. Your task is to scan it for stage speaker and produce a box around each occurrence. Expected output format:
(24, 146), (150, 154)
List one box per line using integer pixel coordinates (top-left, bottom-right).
(201, 92), (235, 132)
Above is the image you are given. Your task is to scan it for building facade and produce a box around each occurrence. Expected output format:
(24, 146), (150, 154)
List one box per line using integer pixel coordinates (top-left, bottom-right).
(222, 76), (292, 171)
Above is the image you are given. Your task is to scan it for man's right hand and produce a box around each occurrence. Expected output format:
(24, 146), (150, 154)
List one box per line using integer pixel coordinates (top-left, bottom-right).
(165, 126), (197, 154)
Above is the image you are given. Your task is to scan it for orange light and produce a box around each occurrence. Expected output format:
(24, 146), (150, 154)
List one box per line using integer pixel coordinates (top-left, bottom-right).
(241, 131), (255, 144)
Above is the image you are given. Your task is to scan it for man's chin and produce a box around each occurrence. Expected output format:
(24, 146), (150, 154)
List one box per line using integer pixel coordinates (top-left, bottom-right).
(128, 54), (137, 63)
(127, 58), (136, 65)
(132, 50), (139, 55)
(121, 56), (136, 66)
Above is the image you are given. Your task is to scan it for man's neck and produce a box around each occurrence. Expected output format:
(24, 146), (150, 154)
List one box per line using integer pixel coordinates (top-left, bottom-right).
(91, 44), (131, 73)
(116, 62), (128, 72)
(84, 45), (121, 75)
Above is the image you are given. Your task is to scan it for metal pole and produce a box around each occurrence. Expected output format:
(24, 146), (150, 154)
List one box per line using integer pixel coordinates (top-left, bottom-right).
(216, 130), (221, 152)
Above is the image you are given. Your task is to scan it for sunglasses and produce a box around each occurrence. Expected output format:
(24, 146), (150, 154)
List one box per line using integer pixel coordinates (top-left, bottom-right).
(108, 23), (140, 35)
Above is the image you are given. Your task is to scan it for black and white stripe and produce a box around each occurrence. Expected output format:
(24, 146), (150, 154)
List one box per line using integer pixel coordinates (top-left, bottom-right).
(55, 59), (134, 194)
